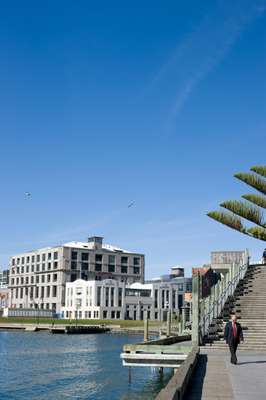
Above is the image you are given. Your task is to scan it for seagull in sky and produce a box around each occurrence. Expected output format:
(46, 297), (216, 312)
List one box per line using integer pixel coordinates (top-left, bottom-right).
(25, 192), (32, 198)
(128, 201), (135, 208)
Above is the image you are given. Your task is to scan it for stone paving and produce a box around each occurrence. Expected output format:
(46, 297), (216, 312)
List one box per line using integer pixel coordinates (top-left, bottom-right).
(184, 349), (266, 400)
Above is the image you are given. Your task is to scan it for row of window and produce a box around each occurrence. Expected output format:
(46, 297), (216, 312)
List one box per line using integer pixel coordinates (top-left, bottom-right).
(71, 252), (141, 266)
(70, 261), (140, 275)
(12, 285), (57, 299)
(16, 303), (57, 310)
(11, 262), (58, 275)
(12, 252), (58, 266)
(63, 310), (121, 319)
(11, 273), (58, 286)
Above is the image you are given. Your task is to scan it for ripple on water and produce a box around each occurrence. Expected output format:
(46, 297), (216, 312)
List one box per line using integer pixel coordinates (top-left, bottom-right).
(0, 331), (173, 400)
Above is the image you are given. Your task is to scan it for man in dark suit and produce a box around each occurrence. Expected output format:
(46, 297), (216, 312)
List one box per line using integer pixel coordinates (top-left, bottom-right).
(224, 313), (244, 364)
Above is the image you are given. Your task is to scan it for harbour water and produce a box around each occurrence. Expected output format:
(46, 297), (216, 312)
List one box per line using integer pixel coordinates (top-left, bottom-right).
(0, 331), (173, 400)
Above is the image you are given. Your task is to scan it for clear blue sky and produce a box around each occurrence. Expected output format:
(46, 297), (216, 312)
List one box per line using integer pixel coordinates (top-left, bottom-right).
(1, 1), (266, 278)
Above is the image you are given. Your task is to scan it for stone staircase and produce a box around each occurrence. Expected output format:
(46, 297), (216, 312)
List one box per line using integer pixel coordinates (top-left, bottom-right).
(203, 264), (266, 351)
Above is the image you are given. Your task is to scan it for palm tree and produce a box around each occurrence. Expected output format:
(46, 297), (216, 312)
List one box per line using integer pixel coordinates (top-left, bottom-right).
(207, 165), (266, 241)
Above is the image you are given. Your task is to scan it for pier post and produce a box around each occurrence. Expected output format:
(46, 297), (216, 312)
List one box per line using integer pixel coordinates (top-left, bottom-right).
(166, 310), (171, 337)
(144, 314), (149, 342)
(192, 273), (200, 345)
(178, 321), (182, 335)
(181, 307), (186, 333)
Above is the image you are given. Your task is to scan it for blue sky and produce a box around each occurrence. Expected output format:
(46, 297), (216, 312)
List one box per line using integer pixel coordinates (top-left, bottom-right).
(1, 1), (266, 278)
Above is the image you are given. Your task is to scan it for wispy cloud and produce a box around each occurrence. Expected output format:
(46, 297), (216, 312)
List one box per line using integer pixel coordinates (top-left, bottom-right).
(147, 0), (266, 120)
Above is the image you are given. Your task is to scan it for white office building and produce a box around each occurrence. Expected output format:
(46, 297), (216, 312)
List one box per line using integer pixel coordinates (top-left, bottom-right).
(62, 272), (192, 321)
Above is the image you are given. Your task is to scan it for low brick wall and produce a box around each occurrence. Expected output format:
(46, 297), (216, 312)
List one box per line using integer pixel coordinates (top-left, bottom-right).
(155, 345), (199, 400)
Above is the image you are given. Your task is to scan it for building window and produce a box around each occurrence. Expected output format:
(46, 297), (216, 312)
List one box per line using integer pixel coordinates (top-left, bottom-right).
(12, 258), (15, 266)
(31, 276), (34, 284)
(48, 253), (51, 260)
(37, 255), (40, 262)
(36, 276), (39, 283)
(71, 261), (77, 270)
(47, 274), (51, 282)
(71, 251), (78, 260)
(47, 262), (51, 270)
(71, 274), (77, 282)
(22, 257), (25, 264)
(36, 264), (40, 272)
(17, 258), (20, 265)
(26, 265), (29, 273)
(54, 252), (58, 260)
(26, 277), (29, 284)
(54, 261), (58, 269)
(111, 311), (115, 319)
(108, 255), (115, 264)
(47, 286), (50, 297)
(31, 265), (34, 272)
(121, 266), (127, 274)
(121, 256), (128, 264)
(108, 264), (115, 273)
(21, 277), (24, 284)
(81, 253), (89, 261)
(81, 262), (88, 270)
(133, 257), (140, 265)
(52, 286), (57, 297)
(53, 274), (57, 282)
(118, 288), (123, 307)
(42, 254), (46, 261)
(133, 267), (140, 274)
(105, 288), (109, 307)
(95, 263), (102, 272)
(97, 287), (101, 306)
(41, 275), (45, 283)
(95, 254), (102, 262)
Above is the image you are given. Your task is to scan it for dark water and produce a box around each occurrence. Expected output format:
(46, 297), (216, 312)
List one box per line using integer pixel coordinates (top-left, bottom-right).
(0, 332), (173, 400)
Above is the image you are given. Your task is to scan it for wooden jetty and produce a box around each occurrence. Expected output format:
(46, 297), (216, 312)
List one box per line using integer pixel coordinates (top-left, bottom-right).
(121, 335), (192, 368)
(50, 325), (110, 334)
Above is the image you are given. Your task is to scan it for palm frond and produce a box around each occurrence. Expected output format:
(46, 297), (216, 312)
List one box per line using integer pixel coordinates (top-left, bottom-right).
(242, 194), (266, 210)
(247, 227), (266, 241)
(234, 172), (266, 196)
(220, 200), (265, 227)
(250, 165), (266, 178)
(207, 210), (245, 233)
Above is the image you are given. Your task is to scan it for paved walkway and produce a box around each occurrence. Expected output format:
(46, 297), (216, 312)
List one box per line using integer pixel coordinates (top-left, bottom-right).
(184, 349), (266, 400)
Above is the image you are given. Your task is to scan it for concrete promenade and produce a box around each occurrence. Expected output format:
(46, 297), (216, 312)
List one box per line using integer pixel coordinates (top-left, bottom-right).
(185, 349), (266, 400)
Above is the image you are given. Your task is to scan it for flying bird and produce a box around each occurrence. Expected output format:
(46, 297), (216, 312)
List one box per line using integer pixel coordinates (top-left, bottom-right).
(25, 192), (31, 198)
(128, 201), (135, 208)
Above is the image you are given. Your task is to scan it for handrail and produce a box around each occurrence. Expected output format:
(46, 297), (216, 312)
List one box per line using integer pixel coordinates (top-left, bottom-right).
(199, 251), (249, 340)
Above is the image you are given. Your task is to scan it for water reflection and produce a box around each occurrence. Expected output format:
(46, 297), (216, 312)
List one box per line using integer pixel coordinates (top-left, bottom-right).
(0, 332), (172, 400)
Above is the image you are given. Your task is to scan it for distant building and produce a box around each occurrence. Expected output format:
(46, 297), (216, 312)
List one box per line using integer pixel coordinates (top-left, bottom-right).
(0, 269), (9, 288)
(0, 288), (9, 312)
(62, 276), (190, 322)
(8, 236), (145, 313)
(211, 250), (247, 275)
(192, 266), (220, 298)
